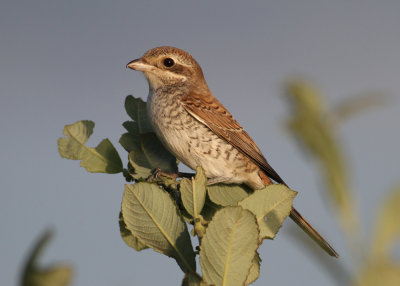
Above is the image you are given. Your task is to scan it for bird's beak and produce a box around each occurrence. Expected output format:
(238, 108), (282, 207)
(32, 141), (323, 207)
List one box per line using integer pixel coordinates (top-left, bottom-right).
(126, 58), (153, 72)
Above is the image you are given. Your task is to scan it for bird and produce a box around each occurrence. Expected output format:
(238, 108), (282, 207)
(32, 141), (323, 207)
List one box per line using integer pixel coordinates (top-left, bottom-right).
(127, 46), (338, 258)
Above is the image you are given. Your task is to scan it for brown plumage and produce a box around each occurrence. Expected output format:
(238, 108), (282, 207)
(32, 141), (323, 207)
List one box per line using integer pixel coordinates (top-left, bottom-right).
(127, 46), (338, 258)
(181, 91), (286, 185)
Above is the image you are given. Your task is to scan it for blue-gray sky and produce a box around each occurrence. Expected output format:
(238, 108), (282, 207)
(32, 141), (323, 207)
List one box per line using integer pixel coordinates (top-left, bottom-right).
(1, 0), (399, 285)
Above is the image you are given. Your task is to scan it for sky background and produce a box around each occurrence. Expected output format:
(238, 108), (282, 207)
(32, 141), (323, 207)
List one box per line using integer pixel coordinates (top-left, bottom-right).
(1, 0), (400, 285)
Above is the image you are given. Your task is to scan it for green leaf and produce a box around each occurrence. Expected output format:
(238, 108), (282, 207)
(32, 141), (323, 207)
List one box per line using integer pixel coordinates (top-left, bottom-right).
(182, 273), (208, 286)
(124, 95), (153, 134)
(119, 131), (140, 153)
(22, 229), (73, 286)
(58, 120), (123, 173)
(128, 151), (153, 180)
(353, 259), (400, 286)
(122, 120), (140, 135)
(372, 185), (400, 258)
(285, 81), (358, 240)
(122, 182), (196, 273)
(245, 252), (261, 285)
(239, 184), (297, 239)
(200, 206), (259, 286)
(207, 184), (250, 206)
(118, 212), (148, 251)
(200, 198), (221, 222)
(131, 133), (178, 178)
(120, 96), (178, 179)
(180, 166), (207, 217)
(332, 92), (387, 123)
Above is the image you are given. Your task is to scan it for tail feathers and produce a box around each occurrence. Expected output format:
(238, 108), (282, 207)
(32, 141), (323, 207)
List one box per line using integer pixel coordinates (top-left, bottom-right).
(290, 207), (339, 258)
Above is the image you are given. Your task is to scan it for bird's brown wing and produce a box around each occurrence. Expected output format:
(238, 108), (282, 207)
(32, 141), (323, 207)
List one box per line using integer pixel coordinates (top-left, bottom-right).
(182, 92), (339, 258)
(181, 91), (285, 185)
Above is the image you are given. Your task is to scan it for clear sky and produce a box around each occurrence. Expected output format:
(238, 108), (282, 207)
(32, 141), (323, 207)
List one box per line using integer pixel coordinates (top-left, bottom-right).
(1, 0), (399, 285)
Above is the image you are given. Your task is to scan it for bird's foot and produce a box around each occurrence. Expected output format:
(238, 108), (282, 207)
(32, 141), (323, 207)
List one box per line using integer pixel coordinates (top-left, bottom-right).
(148, 168), (195, 181)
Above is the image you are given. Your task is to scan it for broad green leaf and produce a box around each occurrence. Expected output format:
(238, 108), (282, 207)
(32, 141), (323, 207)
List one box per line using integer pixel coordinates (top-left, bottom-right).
(353, 259), (400, 286)
(207, 184), (250, 206)
(239, 184), (297, 239)
(124, 95), (153, 134)
(125, 133), (178, 180)
(182, 273), (208, 286)
(119, 131), (140, 153)
(372, 185), (400, 258)
(118, 212), (147, 251)
(128, 151), (153, 180)
(58, 120), (123, 173)
(200, 198), (221, 222)
(180, 166), (207, 217)
(22, 230), (73, 286)
(200, 206), (259, 286)
(122, 182), (196, 273)
(122, 120), (139, 135)
(245, 252), (261, 285)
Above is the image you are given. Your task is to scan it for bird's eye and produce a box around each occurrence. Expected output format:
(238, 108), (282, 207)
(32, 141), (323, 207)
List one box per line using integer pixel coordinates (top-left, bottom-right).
(163, 58), (175, 67)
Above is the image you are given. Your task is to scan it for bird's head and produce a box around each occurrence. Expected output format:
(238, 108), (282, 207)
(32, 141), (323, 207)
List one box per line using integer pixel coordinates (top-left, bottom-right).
(127, 46), (207, 91)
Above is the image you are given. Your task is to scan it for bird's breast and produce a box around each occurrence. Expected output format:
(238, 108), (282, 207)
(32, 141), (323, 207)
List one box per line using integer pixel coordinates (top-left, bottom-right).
(146, 90), (264, 189)
(147, 90), (208, 168)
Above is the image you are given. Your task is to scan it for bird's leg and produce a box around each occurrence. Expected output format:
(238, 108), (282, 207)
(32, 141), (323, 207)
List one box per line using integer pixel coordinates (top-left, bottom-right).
(151, 170), (230, 186)
(148, 168), (195, 181)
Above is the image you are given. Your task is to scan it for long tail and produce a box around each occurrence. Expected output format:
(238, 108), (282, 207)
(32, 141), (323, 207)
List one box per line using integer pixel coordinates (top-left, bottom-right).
(289, 207), (339, 258)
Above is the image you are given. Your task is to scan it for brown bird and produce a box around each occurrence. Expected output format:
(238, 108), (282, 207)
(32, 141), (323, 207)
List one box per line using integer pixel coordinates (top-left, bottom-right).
(127, 46), (338, 258)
